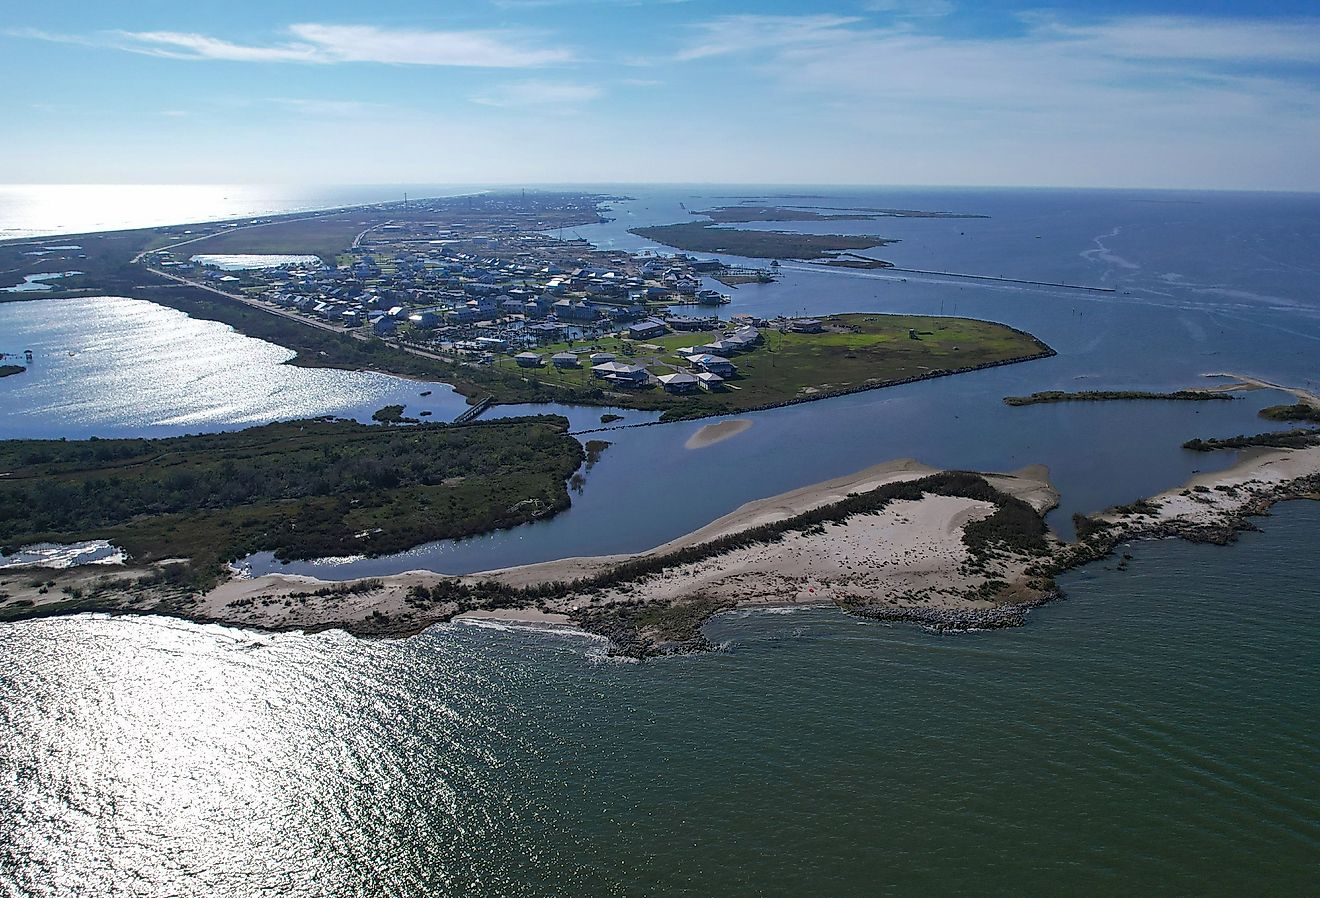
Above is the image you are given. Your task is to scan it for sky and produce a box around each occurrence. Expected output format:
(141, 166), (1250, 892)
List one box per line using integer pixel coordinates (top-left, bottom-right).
(4, 0), (1320, 190)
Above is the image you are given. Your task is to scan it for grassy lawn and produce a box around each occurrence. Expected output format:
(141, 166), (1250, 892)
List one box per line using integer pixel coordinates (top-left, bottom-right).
(493, 313), (1051, 420)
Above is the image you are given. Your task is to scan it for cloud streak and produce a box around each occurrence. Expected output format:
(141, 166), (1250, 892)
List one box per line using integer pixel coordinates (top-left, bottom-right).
(11, 23), (574, 67)
(471, 81), (603, 108)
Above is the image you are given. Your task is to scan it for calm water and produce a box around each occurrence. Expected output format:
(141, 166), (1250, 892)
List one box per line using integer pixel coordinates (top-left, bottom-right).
(3, 502), (1318, 896)
(2, 185), (1319, 895)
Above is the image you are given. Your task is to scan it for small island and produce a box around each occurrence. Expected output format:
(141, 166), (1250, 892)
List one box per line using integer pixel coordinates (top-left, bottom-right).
(0, 365), (25, 378)
(1260, 402), (1320, 423)
(696, 204), (988, 224)
(1004, 389), (1236, 406)
(628, 221), (895, 260)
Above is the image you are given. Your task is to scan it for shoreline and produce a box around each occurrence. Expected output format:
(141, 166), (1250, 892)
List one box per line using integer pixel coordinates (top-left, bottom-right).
(11, 446), (1316, 656)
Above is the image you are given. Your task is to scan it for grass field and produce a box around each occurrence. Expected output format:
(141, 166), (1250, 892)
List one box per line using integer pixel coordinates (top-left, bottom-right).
(169, 212), (383, 265)
(494, 313), (1052, 420)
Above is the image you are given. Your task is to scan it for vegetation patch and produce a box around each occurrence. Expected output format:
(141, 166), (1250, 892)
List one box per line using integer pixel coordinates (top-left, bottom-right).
(1183, 430), (1320, 452)
(1260, 403), (1320, 423)
(1004, 390), (1235, 406)
(0, 417), (584, 587)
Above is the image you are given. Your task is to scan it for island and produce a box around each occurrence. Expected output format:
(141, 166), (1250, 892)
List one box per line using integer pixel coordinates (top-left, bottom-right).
(0, 365), (25, 378)
(695, 204), (988, 224)
(1004, 389), (1236, 406)
(627, 221), (894, 260)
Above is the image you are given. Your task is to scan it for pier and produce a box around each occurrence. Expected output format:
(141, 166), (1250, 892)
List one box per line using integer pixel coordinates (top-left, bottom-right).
(453, 396), (492, 424)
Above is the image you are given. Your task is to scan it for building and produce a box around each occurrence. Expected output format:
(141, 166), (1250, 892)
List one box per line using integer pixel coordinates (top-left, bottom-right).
(591, 361), (650, 386)
(790, 318), (823, 333)
(686, 354), (737, 377)
(658, 371), (700, 394)
(627, 320), (668, 340)
(694, 371), (725, 391)
(514, 352), (543, 367)
(551, 351), (580, 368)
(589, 352), (616, 365)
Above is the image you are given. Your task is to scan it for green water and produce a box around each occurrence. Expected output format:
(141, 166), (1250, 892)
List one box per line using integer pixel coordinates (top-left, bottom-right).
(3, 504), (1319, 896)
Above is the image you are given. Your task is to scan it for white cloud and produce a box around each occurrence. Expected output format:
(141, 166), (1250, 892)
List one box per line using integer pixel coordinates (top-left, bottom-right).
(863, 0), (954, 19)
(676, 15), (862, 60)
(1027, 14), (1320, 64)
(11, 23), (574, 67)
(471, 81), (603, 107)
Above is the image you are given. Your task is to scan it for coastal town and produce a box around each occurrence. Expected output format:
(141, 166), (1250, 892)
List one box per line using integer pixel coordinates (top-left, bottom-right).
(135, 196), (846, 401)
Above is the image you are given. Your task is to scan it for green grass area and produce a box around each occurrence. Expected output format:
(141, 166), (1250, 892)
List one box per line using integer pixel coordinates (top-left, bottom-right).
(495, 314), (1052, 421)
(628, 221), (893, 260)
(0, 417), (584, 586)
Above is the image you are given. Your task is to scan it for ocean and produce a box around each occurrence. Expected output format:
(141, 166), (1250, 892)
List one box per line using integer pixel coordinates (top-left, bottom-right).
(1, 184), (1319, 895)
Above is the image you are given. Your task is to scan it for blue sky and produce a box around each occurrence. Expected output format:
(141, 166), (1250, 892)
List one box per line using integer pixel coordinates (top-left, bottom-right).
(5, 0), (1319, 189)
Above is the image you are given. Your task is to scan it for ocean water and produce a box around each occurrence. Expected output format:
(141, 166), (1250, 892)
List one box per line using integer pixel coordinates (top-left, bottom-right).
(3, 501), (1318, 897)
(0, 184), (477, 239)
(1, 185), (1319, 895)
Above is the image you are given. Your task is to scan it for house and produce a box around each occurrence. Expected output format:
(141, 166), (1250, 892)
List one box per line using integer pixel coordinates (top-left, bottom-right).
(694, 371), (725, 391)
(790, 318), (823, 333)
(591, 361), (650, 385)
(627, 320), (668, 340)
(514, 352), (543, 368)
(554, 299), (599, 322)
(476, 336), (509, 352)
(551, 351), (580, 368)
(727, 326), (762, 349)
(689, 259), (723, 273)
(696, 339), (740, 356)
(589, 352), (616, 365)
(658, 371), (700, 394)
(686, 354), (737, 377)
(447, 307), (481, 324)
(696, 289), (726, 305)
